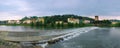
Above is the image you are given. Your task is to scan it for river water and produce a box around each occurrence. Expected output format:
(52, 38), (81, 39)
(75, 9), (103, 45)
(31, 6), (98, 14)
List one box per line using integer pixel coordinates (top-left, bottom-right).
(0, 26), (120, 48)
(47, 27), (120, 48)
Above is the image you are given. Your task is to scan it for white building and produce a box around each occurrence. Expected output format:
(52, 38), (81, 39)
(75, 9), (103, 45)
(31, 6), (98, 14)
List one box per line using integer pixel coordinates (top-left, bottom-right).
(23, 20), (32, 24)
(7, 20), (20, 24)
(111, 22), (118, 24)
(84, 20), (90, 24)
(55, 21), (63, 24)
(36, 18), (44, 24)
(68, 18), (79, 24)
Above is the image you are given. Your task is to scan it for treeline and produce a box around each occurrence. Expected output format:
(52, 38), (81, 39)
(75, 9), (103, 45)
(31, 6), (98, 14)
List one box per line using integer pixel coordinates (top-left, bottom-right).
(30, 22), (92, 28)
(21, 14), (120, 27)
(93, 20), (112, 27)
(1, 14), (120, 27)
(21, 14), (94, 27)
(22, 14), (94, 23)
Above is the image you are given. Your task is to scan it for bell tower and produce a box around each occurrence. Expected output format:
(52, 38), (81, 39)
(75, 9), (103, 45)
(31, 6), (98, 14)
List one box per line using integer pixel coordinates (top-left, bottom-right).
(95, 16), (99, 21)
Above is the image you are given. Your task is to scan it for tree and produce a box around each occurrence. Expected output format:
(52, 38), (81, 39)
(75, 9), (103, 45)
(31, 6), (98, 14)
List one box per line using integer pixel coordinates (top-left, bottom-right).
(36, 21), (40, 26)
(112, 22), (120, 27)
(21, 16), (29, 21)
(94, 20), (112, 26)
(30, 16), (38, 19)
(79, 23), (85, 27)
(30, 22), (34, 26)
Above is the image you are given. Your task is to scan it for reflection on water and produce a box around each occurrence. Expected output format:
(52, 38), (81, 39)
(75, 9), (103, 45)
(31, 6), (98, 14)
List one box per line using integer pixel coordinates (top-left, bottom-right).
(0, 25), (72, 32)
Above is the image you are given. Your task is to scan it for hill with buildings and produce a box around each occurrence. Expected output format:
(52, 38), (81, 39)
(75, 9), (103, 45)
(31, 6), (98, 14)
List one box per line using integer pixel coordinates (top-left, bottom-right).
(21, 14), (94, 24)
(20, 14), (95, 27)
(0, 14), (95, 27)
(0, 14), (120, 27)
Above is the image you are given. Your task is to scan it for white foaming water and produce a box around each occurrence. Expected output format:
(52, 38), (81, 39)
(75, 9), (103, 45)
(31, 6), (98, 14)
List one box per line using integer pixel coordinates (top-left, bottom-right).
(37, 43), (48, 48)
(62, 27), (99, 41)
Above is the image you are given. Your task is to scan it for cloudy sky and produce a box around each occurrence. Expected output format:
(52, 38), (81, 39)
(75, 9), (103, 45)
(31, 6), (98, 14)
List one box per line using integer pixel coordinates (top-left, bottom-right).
(0, 0), (120, 20)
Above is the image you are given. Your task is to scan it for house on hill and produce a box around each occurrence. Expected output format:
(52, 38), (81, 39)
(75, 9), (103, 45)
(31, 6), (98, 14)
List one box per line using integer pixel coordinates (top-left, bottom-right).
(67, 18), (79, 24)
(23, 19), (32, 24)
(7, 20), (20, 24)
(83, 20), (91, 24)
(36, 18), (44, 24)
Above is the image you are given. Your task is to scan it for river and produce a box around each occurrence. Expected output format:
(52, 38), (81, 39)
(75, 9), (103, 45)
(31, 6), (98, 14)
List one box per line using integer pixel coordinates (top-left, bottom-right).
(0, 26), (120, 48)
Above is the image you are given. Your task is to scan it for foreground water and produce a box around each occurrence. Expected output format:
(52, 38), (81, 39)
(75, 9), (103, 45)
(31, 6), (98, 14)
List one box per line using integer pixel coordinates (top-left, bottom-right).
(0, 26), (120, 48)
(47, 27), (120, 48)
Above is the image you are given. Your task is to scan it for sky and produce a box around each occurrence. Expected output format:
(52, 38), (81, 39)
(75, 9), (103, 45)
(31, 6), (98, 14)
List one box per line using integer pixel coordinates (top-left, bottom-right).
(0, 0), (120, 20)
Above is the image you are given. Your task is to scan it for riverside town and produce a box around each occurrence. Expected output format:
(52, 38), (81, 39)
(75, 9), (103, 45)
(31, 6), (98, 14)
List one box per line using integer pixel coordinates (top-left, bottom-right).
(1, 0), (120, 48)
(0, 14), (120, 27)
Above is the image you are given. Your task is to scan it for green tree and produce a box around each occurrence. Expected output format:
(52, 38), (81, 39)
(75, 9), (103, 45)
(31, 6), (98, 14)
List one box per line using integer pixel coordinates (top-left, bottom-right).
(30, 16), (38, 19)
(30, 22), (34, 26)
(36, 21), (40, 26)
(21, 16), (29, 21)
(112, 23), (120, 27)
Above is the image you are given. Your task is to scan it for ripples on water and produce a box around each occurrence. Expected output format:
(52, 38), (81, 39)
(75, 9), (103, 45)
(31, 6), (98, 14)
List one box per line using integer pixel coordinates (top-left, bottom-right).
(47, 27), (120, 48)
(0, 26), (98, 48)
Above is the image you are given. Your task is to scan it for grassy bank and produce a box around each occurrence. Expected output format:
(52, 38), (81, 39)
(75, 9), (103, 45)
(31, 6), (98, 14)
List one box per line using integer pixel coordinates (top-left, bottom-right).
(1, 23), (120, 28)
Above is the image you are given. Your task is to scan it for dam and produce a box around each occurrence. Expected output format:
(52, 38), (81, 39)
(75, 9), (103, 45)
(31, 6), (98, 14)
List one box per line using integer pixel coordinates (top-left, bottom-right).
(0, 26), (98, 48)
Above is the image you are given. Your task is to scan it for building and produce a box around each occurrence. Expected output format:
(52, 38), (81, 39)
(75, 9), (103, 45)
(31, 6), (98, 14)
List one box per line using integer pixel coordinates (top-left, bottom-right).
(95, 16), (99, 21)
(110, 20), (120, 24)
(36, 18), (44, 24)
(67, 18), (79, 24)
(55, 21), (63, 24)
(84, 20), (90, 24)
(112, 22), (118, 24)
(23, 19), (32, 24)
(7, 20), (20, 24)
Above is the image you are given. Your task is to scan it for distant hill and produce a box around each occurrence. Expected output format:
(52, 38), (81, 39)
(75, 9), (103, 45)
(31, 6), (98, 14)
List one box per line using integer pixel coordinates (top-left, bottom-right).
(22, 14), (95, 23)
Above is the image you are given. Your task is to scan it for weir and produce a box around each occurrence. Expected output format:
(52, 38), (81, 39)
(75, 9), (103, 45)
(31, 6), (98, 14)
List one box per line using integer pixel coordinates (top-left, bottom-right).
(0, 31), (67, 41)
(0, 27), (98, 48)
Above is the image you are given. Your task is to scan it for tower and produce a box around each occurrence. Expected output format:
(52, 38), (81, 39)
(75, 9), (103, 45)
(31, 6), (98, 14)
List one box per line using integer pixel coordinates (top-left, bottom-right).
(95, 16), (99, 21)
